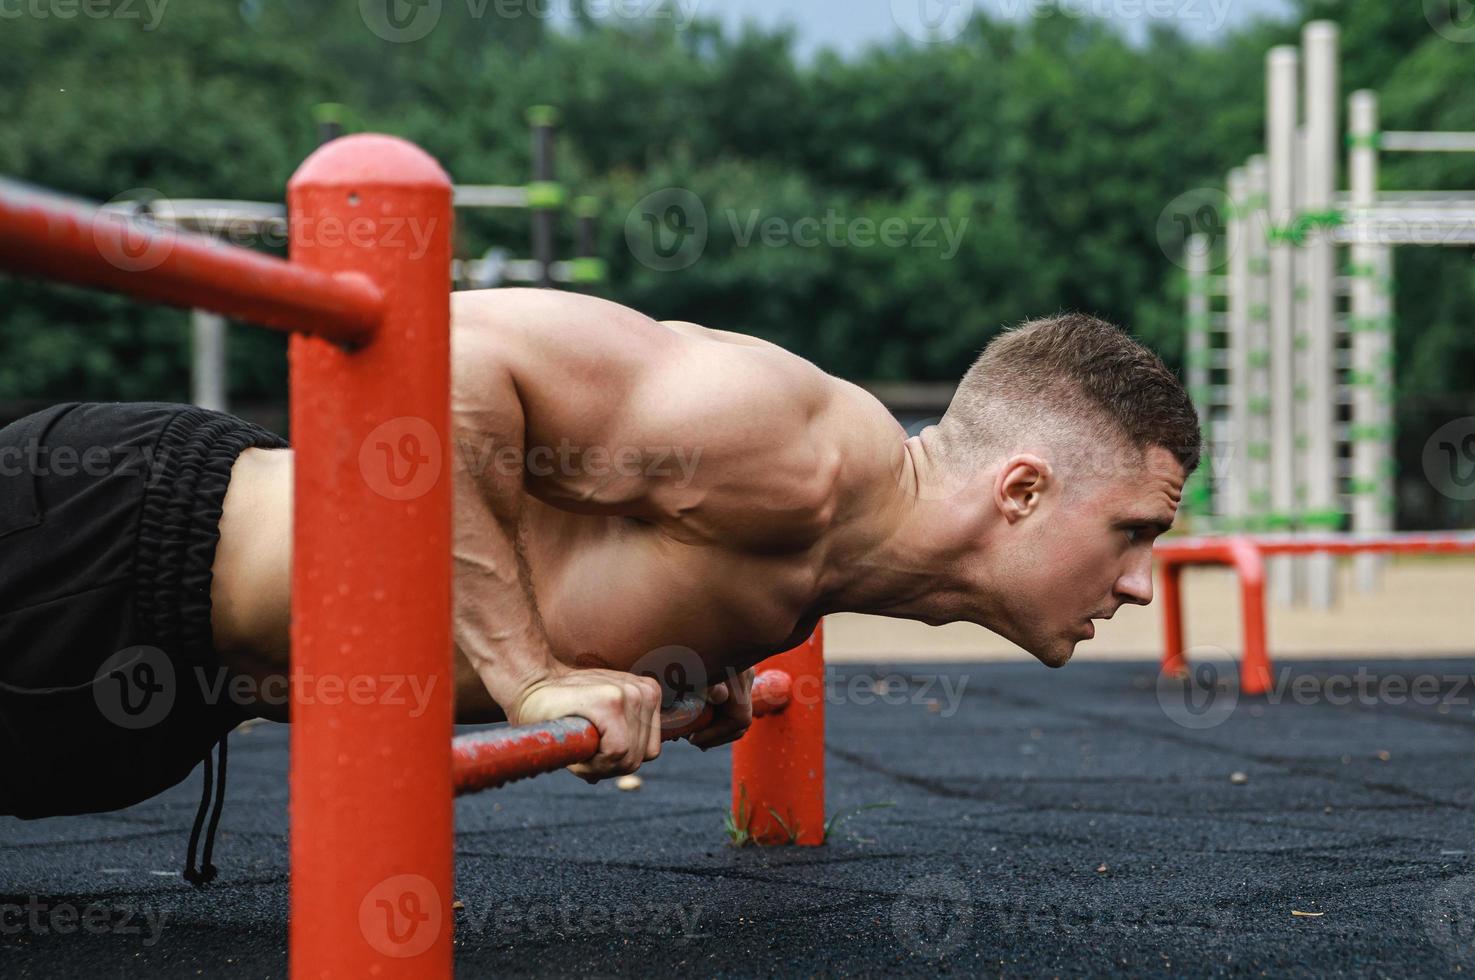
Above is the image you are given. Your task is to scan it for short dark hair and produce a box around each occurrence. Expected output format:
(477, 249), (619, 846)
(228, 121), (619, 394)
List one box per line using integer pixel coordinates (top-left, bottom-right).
(938, 313), (1201, 478)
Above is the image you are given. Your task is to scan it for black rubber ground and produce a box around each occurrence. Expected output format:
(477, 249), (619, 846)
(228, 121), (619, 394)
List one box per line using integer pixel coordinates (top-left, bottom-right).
(4, 658), (1475, 978)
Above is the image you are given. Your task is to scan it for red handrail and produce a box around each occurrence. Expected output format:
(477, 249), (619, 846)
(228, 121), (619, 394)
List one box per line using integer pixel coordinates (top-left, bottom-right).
(0, 177), (383, 345)
(1155, 531), (1475, 697)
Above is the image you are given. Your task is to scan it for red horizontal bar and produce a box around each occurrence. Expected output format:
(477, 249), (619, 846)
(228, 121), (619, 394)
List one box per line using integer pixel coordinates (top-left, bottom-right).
(0, 177), (384, 344)
(452, 669), (792, 796)
(1159, 531), (1475, 563)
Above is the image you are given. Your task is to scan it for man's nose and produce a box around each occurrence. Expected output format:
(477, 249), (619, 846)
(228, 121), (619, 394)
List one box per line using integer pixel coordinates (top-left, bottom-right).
(1114, 555), (1154, 606)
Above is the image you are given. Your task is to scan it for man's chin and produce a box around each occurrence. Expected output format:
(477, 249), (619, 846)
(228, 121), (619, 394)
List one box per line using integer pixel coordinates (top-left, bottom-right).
(1033, 641), (1076, 669)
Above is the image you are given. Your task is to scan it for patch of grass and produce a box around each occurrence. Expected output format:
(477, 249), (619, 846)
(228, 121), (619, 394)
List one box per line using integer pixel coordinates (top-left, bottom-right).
(723, 786), (895, 847)
(822, 801), (895, 844)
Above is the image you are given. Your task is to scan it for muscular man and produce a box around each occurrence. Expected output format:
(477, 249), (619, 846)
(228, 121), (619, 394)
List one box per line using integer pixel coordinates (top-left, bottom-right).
(1, 289), (1198, 825)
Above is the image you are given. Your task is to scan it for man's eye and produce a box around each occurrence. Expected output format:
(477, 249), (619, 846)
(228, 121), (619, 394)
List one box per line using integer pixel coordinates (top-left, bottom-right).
(1124, 528), (1142, 544)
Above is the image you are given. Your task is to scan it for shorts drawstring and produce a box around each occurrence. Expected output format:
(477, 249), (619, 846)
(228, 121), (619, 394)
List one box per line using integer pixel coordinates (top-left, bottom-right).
(183, 734), (228, 886)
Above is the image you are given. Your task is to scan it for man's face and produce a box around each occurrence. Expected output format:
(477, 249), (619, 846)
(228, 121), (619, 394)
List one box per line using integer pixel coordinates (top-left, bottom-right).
(995, 445), (1186, 668)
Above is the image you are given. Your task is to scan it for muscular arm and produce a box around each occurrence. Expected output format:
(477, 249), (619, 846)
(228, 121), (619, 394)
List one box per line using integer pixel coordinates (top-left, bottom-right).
(213, 290), (847, 746)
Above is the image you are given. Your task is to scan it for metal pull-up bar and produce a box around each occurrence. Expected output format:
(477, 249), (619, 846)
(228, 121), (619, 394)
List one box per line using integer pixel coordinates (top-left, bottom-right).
(0, 178), (384, 346)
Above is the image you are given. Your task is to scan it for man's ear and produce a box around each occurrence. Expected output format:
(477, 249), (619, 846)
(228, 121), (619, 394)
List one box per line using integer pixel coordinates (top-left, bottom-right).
(993, 453), (1052, 524)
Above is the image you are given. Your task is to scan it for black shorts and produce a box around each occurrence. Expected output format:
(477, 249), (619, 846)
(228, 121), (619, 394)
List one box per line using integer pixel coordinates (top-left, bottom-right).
(0, 402), (288, 818)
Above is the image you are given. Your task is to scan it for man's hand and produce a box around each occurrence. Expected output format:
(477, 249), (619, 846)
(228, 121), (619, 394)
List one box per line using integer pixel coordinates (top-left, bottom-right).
(505, 664), (664, 782)
(684, 667), (755, 751)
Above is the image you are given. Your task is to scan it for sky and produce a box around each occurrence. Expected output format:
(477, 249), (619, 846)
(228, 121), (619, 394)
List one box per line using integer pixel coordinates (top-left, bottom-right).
(583, 0), (1297, 58)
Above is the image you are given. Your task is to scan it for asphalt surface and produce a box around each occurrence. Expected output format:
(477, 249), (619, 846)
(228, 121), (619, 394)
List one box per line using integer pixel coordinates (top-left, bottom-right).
(4, 658), (1475, 978)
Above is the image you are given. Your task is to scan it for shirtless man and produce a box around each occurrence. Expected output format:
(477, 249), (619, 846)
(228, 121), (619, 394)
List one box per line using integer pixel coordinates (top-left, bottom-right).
(207, 288), (1200, 783)
(0, 289), (1198, 826)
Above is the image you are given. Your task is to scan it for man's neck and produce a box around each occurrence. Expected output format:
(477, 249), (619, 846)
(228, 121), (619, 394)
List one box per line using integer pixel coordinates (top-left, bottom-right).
(813, 432), (994, 627)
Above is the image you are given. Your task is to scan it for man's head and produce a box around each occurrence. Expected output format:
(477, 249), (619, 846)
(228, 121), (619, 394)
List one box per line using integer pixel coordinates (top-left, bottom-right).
(929, 313), (1201, 667)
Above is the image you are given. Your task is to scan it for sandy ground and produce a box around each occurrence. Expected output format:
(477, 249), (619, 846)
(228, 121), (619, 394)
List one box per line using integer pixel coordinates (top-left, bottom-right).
(825, 555), (1475, 663)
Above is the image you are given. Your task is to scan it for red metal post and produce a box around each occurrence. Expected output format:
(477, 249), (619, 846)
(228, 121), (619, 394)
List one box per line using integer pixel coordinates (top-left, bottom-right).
(731, 624), (826, 845)
(1159, 561), (1187, 678)
(287, 135), (454, 979)
(1227, 538), (1272, 696)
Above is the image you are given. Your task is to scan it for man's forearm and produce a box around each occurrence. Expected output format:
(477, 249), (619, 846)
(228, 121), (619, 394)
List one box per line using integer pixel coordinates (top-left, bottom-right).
(449, 395), (564, 715)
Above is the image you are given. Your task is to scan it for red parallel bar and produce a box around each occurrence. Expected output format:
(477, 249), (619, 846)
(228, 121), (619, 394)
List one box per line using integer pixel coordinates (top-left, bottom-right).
(1154, 531), (1475, 697)
(1244, 533), (1475, 558)
(452, 670), (794, 796)
(732, 624), (826, 846)
(288, 136), (454, 979)
(0, 176), (383, 345)
(1156, 537), (1273, 696)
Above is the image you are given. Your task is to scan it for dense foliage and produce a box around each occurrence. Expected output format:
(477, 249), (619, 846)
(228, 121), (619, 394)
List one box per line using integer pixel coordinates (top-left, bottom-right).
(1, 1), (1470, 523)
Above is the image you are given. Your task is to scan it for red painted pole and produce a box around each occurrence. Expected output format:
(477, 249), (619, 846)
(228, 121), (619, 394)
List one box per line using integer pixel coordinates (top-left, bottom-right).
(0, 177), (382, 344)
(1227, 539), (1272, 696)
(731, 624), (826, 845)
(287, 135), (454, 979)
